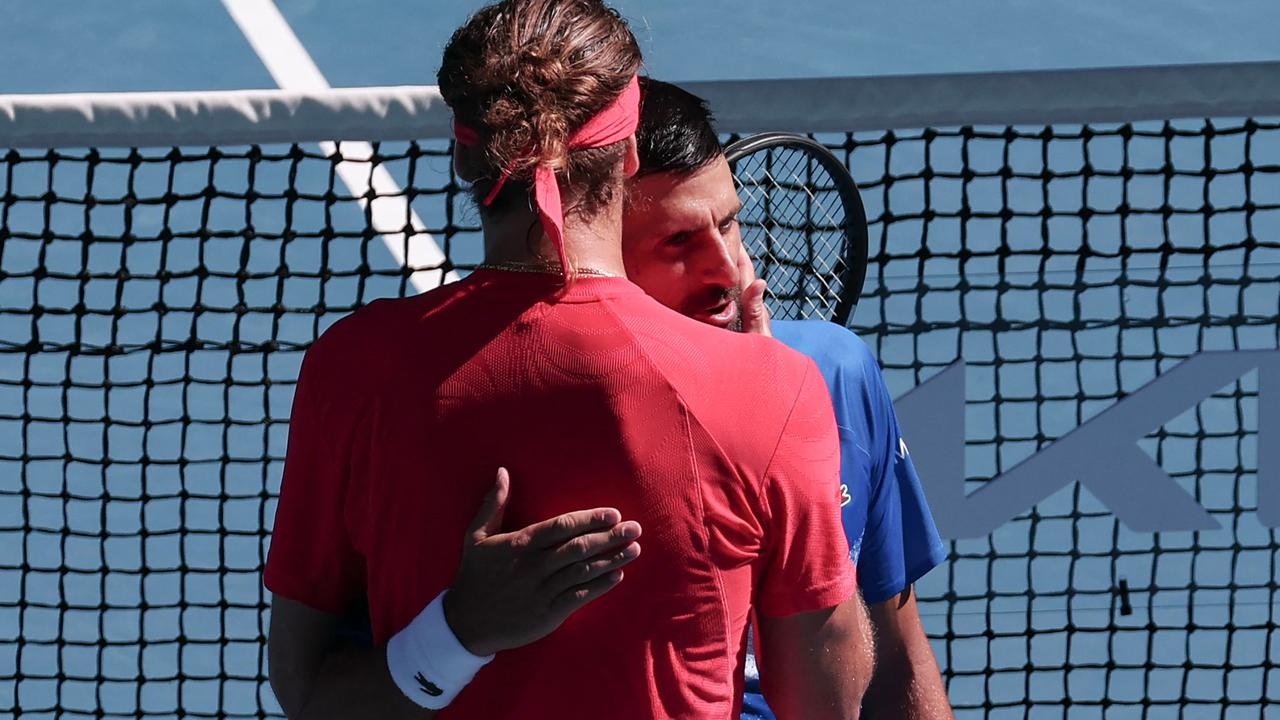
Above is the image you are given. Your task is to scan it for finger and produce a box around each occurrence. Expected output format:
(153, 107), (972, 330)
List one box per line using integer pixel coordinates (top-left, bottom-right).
(522, 507), (625, 550)
(541, 521), (642, 572)
(543, 542), (640, 596)
(741, 278), (772, 337)
(736, 247), (759, 290)
(466, 467), (510, 541)
(548, 569), (628, 617)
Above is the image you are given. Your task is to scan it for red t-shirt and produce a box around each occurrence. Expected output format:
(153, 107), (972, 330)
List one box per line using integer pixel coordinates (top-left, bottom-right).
(265, 270), (855, 719)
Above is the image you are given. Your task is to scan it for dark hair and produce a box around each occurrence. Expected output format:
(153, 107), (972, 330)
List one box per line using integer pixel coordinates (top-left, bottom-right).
(635, 77), (723, 177)
(438, 0), (642, 216)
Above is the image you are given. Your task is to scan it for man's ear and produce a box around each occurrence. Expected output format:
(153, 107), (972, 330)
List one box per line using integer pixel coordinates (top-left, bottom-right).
(622, 135), (640, 178)
(453, 143), (484, 182)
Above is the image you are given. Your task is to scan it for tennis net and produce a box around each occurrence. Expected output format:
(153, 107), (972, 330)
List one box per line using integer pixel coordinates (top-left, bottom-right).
(2, 62), (1279, 718)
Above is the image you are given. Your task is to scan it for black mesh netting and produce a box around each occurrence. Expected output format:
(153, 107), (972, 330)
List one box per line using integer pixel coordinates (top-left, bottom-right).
(729, 139), (864, 324)
(2, 118), (1279, 718)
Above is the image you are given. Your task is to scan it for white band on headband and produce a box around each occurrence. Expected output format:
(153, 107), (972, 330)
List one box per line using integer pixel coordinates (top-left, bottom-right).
(386, 590), (495, 710)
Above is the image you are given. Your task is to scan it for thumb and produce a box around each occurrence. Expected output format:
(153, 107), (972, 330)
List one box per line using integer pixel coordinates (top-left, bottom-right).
(741, 279), (772, 337)
(467, 467), (510, 541)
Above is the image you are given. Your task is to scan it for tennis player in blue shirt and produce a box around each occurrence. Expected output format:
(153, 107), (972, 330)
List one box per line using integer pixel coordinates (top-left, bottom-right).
(623, 78), (954, 718)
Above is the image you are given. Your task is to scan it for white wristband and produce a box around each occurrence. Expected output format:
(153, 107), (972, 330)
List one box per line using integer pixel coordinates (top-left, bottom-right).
(386, 590), (494, 709)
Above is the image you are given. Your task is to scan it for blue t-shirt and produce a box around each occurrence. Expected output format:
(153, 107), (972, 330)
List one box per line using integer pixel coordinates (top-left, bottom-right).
(742, 319), (947, 719)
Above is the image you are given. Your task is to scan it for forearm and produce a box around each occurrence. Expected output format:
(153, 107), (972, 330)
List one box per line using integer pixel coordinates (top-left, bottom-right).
(861, 648), (952, 720)
(862, 589), (953, 720)
(759, 595), (875, 720)
(842, 592), (876, 717)
(293, 644), (437, 720)
(270, 471), (639, 719)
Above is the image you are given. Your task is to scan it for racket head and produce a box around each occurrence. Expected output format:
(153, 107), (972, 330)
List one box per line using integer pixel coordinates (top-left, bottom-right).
(724, 132), (869, 326)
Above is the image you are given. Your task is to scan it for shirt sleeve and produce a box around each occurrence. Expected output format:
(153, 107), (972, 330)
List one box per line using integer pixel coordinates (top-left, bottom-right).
(263, 333), (368, 615)
(755, 361), (859, 617)
(854, 358), (948, 605)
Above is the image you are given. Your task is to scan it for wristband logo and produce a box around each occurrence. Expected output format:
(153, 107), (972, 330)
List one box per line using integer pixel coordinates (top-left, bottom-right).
(415, 672), (444, 698)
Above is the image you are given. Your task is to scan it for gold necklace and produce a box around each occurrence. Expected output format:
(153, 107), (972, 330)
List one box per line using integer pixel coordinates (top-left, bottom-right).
(478, 259), (619, 278)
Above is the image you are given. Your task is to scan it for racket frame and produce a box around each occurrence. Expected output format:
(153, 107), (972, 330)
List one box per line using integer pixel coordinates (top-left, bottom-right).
(724, 131), (869, 325)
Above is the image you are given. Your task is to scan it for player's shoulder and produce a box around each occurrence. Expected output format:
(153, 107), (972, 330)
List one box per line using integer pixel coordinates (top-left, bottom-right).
(692, 316), (820, 388)
(621, 292), (803, 359)
(310, 295), (412, 353)
(622, 300), (820, 407)
(772, 319), (879, 377)
(300, 300), (396, 393)
(303, 282), (465, 382)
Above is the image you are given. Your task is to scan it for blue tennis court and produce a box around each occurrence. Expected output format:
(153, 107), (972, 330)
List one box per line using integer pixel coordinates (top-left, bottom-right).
(4, 0), (1280, 93)
(2, 1), (1280, 718)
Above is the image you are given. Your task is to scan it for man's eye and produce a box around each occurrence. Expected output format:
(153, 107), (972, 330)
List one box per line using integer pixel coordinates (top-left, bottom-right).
(665, 232), (691, 247)
(719, 217), (738, 234)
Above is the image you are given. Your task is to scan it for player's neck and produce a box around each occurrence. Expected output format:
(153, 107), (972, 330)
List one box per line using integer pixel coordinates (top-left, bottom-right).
(481, 199), (627, 276)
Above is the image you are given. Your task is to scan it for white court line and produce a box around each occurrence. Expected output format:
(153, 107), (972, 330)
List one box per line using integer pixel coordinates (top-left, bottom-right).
(221, 0), (460, 292)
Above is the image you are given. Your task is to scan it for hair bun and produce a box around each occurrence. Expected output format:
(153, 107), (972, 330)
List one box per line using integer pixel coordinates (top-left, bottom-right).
(517, 49), (569, 93)
(438, 0), (642, 211)
(480, 46), (577, 172)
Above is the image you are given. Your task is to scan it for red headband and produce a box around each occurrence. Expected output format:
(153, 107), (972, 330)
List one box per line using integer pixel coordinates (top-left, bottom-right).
(453, 75), (641, 278)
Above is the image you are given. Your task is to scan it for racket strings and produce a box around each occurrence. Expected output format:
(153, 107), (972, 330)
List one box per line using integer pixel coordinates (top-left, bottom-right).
(732, 146), (852, 320)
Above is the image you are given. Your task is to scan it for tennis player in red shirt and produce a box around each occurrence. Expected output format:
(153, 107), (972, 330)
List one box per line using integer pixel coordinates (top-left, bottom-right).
(264, 1), (869, 719)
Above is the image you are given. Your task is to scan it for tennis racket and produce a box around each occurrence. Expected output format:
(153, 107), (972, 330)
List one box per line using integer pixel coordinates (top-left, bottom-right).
(724, 132), (869, 326)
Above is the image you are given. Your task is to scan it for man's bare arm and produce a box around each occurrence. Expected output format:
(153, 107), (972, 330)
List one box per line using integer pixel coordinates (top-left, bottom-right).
(861, 586), (954, 719)
(267, 469), (642, 719)
(757, 593), (875, 720)
(269, 596), (438, 720)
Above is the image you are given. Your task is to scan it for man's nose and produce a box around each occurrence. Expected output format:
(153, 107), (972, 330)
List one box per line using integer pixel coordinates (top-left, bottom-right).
(693, 230), (737, 284)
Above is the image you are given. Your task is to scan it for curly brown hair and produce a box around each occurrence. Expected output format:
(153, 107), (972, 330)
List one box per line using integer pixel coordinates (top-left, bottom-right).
(438, 0), (643, 217)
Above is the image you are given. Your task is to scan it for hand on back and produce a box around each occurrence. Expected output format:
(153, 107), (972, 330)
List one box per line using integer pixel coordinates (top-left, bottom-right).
(444, 468), (643, 657)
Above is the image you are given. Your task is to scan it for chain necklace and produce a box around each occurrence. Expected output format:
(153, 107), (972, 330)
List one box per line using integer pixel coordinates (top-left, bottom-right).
(477, 259), (620, 278)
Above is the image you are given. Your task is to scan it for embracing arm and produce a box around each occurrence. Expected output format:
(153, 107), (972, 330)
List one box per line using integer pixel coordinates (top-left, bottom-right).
(269, 596), (436, 720)
(267, 469), (642, 719)
(861, 586), (953, 720)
